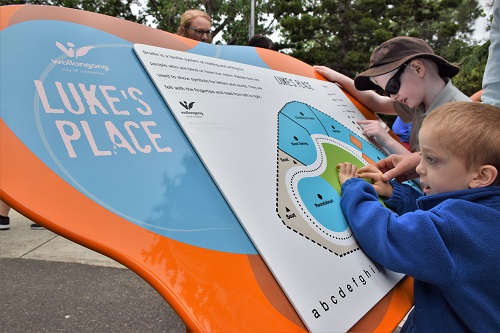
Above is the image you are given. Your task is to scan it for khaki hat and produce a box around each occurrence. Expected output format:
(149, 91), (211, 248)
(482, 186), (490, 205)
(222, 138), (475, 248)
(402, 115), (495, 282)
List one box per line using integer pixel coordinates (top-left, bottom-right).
(354, 36), (460, 91)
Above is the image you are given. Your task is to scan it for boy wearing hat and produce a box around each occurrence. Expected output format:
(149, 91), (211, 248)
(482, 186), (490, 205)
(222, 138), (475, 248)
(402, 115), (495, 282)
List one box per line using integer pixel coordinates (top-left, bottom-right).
(378, 3), (499, 183)
(336, 101), (500, 332)
(314, 36), (470, 153)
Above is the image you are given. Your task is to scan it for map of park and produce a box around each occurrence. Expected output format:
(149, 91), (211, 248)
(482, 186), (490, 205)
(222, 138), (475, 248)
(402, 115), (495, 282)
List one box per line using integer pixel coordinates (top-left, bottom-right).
(276, 101), (388, 256)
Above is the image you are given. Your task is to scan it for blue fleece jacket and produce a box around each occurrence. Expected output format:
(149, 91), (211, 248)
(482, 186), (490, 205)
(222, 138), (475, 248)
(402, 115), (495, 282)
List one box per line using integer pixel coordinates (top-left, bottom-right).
(340, 178), (500, 332)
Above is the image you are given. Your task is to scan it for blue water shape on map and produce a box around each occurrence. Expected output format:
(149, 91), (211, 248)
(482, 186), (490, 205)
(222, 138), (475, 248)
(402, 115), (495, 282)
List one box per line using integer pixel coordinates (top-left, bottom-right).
(297, 177), (348, 232)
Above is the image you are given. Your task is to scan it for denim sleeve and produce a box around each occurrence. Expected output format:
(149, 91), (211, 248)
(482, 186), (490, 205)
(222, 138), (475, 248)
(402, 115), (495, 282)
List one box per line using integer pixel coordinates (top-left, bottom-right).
(482, 0), (500, 107)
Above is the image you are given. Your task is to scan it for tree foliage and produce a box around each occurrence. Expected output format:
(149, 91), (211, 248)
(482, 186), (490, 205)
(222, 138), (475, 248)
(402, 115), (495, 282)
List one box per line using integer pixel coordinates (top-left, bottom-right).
(272, 0), (483, 75)
(1, 0), (493, 95)
(143, 0), (277, 45)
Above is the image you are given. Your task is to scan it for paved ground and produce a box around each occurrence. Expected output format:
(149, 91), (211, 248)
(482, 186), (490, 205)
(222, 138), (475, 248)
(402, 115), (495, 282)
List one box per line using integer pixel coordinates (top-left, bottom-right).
(0, 209), (185, 333)
(1, 209), (407, 332)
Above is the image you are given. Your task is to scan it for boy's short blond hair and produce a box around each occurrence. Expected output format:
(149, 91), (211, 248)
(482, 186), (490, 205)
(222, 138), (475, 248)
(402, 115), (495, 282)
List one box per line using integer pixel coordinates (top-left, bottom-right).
(421, 101), (500, 184)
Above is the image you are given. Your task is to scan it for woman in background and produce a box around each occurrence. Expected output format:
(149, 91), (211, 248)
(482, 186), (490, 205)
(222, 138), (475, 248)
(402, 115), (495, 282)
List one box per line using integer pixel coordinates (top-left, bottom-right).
(177, 9), (212, 44)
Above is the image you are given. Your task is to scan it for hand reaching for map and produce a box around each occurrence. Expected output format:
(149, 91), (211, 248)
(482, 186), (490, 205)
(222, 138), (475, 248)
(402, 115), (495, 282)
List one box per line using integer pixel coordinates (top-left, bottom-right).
(313, 65), (353, 90)
(357, 119), (389, 139)
(356, 164), (394, 198)
(376, 152), (421, 182)
(337, 163), (394, 198)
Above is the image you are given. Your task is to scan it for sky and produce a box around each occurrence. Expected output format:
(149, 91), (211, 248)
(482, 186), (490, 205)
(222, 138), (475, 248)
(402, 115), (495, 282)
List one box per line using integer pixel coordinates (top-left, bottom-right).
(473, 0), (493, 42)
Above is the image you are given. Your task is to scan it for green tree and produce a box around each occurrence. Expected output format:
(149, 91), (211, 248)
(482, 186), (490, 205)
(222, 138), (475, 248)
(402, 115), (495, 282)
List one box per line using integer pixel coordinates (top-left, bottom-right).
(452, 41), (489, 96)
(144, 0), (277, 45)
(272, 0), (484, 79)
(2, 0), (490, 93)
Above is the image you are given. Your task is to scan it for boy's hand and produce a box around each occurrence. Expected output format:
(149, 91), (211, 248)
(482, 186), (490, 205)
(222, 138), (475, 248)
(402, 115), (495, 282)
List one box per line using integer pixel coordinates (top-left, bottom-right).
(357, 119), (389, 141)
(376, 152), (421, 182)
(336, 162), (358, 186)
(357, 164), (393, 198)
(314, 65), (343, 83)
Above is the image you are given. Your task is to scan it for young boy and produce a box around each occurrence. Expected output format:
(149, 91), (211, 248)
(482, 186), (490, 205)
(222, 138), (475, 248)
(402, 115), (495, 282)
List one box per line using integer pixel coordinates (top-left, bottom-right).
(315, 36), (470, 154)
(377, 4), (499, 182)
(336, 101), (500, 332)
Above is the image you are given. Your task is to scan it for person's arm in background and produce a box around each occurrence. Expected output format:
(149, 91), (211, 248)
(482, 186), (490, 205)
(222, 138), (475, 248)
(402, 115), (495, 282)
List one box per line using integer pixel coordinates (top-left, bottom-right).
(314, 66), (398, 115)
(482, 0), (500, 107)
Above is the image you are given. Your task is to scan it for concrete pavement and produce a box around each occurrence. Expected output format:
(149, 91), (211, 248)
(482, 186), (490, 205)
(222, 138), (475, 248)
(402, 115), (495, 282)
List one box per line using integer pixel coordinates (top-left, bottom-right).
(0, 209), (185, 332)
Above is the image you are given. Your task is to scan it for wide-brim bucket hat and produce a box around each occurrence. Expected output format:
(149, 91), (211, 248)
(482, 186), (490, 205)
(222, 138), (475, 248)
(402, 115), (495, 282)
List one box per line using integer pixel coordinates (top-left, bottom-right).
(354, 36), (460, 91)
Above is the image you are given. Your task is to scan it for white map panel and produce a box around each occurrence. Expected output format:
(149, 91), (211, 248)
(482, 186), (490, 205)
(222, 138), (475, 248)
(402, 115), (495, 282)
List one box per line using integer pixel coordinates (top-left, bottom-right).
(134, 44), (404, 332)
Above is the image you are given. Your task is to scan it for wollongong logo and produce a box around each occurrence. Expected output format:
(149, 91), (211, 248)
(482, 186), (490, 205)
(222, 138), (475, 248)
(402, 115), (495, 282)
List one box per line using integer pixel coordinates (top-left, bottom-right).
(179, 101), (203, 116)
(52, 41), (109, 71)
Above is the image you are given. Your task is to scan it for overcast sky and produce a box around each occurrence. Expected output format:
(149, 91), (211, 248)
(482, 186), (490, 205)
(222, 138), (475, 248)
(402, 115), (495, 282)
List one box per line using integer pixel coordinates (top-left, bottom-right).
(473, 0), (493, 42)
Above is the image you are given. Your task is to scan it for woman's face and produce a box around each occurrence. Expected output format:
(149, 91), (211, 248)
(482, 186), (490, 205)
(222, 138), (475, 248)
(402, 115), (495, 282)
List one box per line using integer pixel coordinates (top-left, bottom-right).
(186, 17), (212, 43)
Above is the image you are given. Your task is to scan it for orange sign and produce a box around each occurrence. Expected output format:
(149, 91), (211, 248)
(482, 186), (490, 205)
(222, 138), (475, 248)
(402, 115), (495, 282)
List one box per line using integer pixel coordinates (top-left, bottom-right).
(0, 5), (412, 332)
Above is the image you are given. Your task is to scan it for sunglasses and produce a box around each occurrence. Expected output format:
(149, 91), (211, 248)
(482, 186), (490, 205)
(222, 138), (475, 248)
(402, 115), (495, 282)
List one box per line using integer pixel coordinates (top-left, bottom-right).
(383, 62), (409, 96)
(186, 27), (211, 37)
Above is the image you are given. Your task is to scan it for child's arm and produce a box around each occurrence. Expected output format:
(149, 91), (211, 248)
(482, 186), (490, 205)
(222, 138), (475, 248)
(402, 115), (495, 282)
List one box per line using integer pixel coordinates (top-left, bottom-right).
(314, 66), (397, 115)
(337, 163), (393, 198)
(359, 164), (424, 214)
(357, 120), (411, 155)
(338, 177), (455, 282)
(356, 164), (394, 198)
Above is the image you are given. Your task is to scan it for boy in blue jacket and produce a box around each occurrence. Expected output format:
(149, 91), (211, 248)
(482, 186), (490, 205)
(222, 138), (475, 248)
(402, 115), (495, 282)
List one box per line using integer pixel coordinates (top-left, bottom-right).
(336, 101), (500, 332)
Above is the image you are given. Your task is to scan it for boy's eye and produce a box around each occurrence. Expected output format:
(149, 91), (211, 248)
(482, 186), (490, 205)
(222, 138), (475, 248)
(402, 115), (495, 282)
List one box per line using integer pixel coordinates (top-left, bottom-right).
(426, 156), (438, 164)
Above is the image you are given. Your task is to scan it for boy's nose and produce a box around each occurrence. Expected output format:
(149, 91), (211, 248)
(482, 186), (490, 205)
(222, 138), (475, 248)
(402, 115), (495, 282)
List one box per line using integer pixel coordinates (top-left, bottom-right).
(415, 161), (424, 176)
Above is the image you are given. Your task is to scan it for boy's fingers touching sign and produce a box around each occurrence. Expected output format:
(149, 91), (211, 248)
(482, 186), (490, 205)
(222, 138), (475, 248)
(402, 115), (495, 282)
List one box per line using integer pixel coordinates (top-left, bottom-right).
(336, 162), (358, 186)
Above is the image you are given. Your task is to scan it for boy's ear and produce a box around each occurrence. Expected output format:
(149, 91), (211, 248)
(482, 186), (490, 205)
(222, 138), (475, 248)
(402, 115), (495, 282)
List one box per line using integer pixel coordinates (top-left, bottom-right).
(410, 60), (425, 77)
(469, 165), (498, 188)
